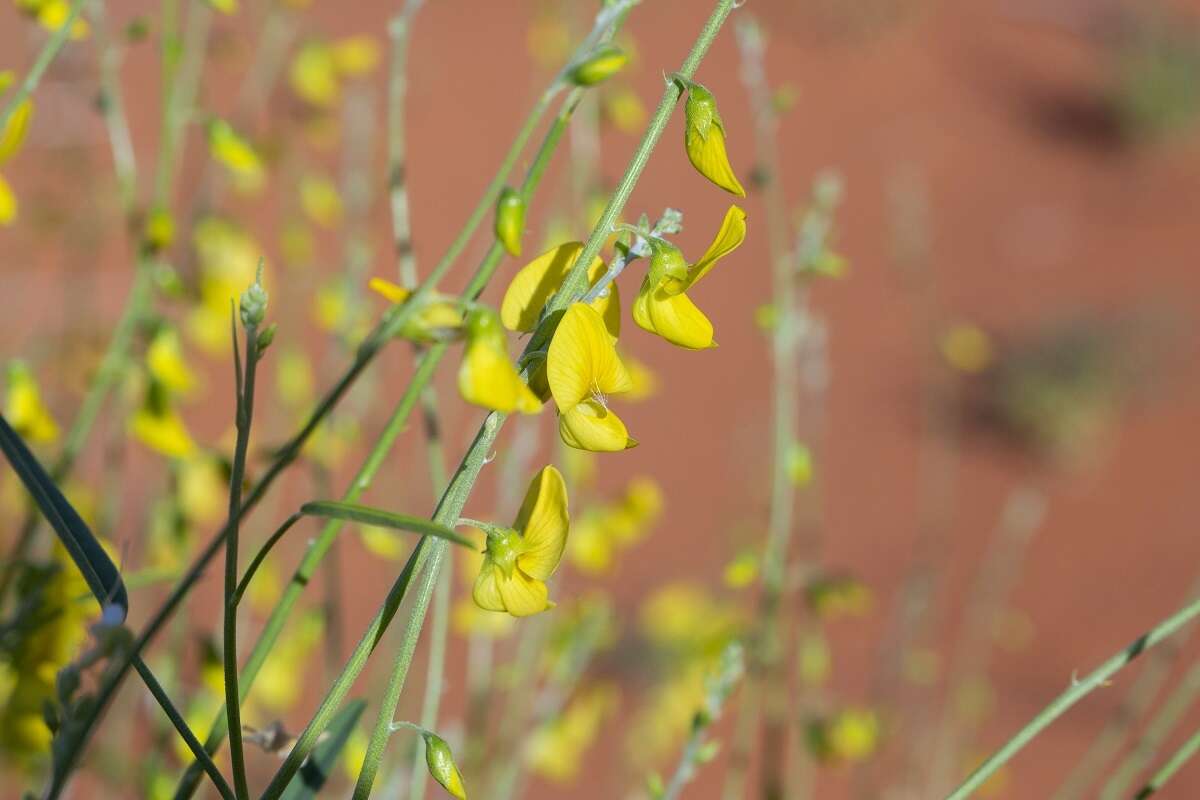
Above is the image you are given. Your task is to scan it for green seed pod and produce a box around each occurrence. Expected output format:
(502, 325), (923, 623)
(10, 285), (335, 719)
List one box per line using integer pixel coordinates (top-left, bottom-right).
(568, 45), (628, 86)
(494, 188), (525, 256)
(422, 733), (467, 800)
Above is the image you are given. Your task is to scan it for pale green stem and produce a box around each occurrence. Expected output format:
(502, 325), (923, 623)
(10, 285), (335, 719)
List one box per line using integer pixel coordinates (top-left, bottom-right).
(1134, 725), (1200, 799)
(388, 0), (425, 287)
(1099, 659), (1200, 799)
(944, 594), (1200, 800)
(0, 0), (85, 132)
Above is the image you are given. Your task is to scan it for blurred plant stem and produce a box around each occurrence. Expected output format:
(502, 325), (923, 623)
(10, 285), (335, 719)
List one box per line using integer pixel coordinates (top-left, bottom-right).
(1099, 656), (1200, 798)
(222, 316), (262, 800)
(945, 593), (1200, 800)
(1054, 573), (1200, 800)
(0, 0), (85, 132)
(1133, 724), (1200, 799)
(927, 486), (1047, 796)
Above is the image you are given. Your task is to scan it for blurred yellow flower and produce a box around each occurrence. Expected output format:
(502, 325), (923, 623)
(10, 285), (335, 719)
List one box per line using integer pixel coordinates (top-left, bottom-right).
(603, 86), (647, 135)
(633, 206), (747, 350)
(330, 36), (380, 76)
(722, 551), (759, 589)
(639, 583), (741, 654)
(473, 466), (569, 617)
(178, 454), (225, 525)
(567, 477), (662, 574)
(250, 612), (324, 713)
(5, 361), (59, 443)
(369, 278), (463, 343)
(130, 404), (196, 459)
(0, 174), (15, 226)
(547, 303), (635, 452)
(188, 218), (265, 353)
(146, 328), (196, 395)
(299, 174), (343, 227)
(526, 684), (619, 782)
(807, 708), (880, 763)
(207, 118), (264, 191)
(805, 573), (873, 620)
(16, 0), (90, 39)
(941, 323), (993, 374)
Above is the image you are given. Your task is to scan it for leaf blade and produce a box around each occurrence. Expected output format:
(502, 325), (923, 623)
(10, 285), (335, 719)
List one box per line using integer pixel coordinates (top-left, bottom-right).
(300, 501), (475, 548)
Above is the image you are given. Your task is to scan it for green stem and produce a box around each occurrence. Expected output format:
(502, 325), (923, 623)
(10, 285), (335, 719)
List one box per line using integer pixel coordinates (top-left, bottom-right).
(0, 0), (85, 132)
(944, 594), (1200, 800)
(407, 552), (451, 800)
(223, 323), (260, 800)
(387, 0), (425, 287)
(1134, 725), (1200, 799)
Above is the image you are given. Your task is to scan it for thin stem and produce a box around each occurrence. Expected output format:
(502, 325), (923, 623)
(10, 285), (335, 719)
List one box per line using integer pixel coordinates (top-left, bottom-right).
(222, 318), (261, 800)
(388, 0), (425, 287)
(231, 513), (302, 606)
(1134, 725), (1200, 799)
(0, 0), (85, 133)
(944, 594), (1200, 800)
(1098, 659), (1200, 799)
(407, 541), (452, 800)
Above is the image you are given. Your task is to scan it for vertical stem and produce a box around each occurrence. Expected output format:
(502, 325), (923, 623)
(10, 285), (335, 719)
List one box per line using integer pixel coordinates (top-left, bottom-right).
(223, 323), (260, 800)
(0, 0), (85, 131)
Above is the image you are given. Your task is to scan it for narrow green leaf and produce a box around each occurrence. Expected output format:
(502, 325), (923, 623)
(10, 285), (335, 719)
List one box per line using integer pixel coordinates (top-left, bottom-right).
(280, 699), (366, 799)
(0, 413), (128, 619)
(299, 501), (475, 548)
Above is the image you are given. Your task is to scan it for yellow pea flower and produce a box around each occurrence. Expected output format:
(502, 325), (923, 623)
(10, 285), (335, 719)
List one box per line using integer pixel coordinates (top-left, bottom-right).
(807, 708), (880, 763)
(330, 36), (381, 77)
(453, 531), (516, 637)
(4, 362), (58, 443)
(369, 278), (464, 342)
(289, 42), (340, 108)
(17, 0), (90, 39)
(299, 174), (343, 227)
(458, 307), (540, 415)
(0, 174), (15, 225)
(473, 465), (570, 617)
(206, 119), (264, 190)
(129, 400), (196, 459)
(547, 303), (636, 452)
(603, 86), (647, 135)
(178, 455), (225, 525)
(500, 242), (620, 339)
(940, 323), (993, 374)
(633, 205), (747, 350)
(683, 82), (745, 196)
(146, 329), (196, 395)
(0, 77), (32, 227)
(526, 684), (619, 782)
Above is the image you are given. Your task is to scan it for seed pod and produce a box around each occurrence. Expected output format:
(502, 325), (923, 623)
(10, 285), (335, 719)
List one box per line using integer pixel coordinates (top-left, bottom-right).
(568, 46), (628, 86)
(494, 188), (525, 256)
(422, 733), (467, 799)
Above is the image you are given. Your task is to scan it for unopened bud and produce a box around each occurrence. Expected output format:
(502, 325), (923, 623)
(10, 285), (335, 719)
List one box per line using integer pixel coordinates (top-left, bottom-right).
(494, 188), (525, 257)
(568, 46), (627, 86)
(422, 733), (467, 800)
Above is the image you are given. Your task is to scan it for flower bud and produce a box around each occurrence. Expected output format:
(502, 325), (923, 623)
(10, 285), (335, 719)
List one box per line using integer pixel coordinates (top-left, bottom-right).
(494, 188), (525, 256)
(422, 733), (467, 800)
(683, 82), (745, 197)
(646, 239), (688, 287)
(568, 46), (627, 86)
(256, 323), (278, 352)
(239, 264), (268, 329)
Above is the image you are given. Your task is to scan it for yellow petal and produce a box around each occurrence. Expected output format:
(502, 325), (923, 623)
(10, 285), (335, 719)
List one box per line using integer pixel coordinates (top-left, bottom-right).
(330, 36), (380, 77)
(679, 205), (747, 290)
(546, 303), (632, 412)
(559, 400), (635, 452)
(299, 175), (343, 227)
(513, 465), (569, 580)
(633, 281), (715, 350)
(368, 277), (411, 304)
(147, 329), (196, 394)
(496, 567), (551, 617)
(0, 173), (16, 225)
(0, 99), (32, 166)
(686, 121), (745, 197)
(130, 408), (196, 459)
(500, 243), (617, 337)
(289, 42), (340, 108)
(457, 340), (541, 415)
(472, 559), (506, 612)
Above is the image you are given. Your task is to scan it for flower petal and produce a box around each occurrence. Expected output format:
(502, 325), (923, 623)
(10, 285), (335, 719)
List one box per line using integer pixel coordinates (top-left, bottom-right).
(0, 173), (16, 226)
(559, 400), (636, 452)
(472, 560), (506, 612)
(514, 465), (569, 580)
(368, 277), (411, 304)
(680, 205), (747, 291)
(0, 99), (32, 166)
(635, 287), (716, 350)
(497, 568), (551, 617)
(457, 341), (541, 414)
(685, 121), (745, 197)
(547, 304), (632, 413)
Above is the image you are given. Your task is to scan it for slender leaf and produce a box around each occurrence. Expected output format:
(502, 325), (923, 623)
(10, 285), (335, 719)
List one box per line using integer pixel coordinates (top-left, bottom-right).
(0, 413), (128, 619)
(300, 501), (475, 548)
(280, 699), (367, 799)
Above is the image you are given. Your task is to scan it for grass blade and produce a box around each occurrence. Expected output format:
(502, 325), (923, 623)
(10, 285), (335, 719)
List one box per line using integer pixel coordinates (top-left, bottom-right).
(299, 501), (475, 548)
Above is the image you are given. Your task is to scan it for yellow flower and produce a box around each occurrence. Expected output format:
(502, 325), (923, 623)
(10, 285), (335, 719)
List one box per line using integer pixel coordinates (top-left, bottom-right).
(603, 86), (647, 135)
(299, 174), (343, 227)
(289, 42), (340, 107)
(130, 404), (196, 459)
(188, 218), (264, 353)
(500, 242), (620, 339)
(458, 307), (540, 415)
(807, 708), (880, 763)
(18, 0), (90, 39)
(330, 36), (380, 77)
(567, 477), (662, 574)
(146, 329), (196, 395)
(369, 278), (464, 343)
(494, 187), (525, 256)
(0, 98), (31, 166)
(178, 455), (225, 525)
(250, 612), (324, 713)
(359, 525), (407, 561)
(941, 323), (993, 374)
(473, 466), (569, 617)
(683, 82), (745, 196)
(206, 119), (264, 190)
(805, 573), (873, 619)
(526, 684), (619, 782)
(547, 304), (635, 452)
(453, 532), (515, 637)
(4, 362), (58, 443)
(568, 46), (627, 86)
(0, 174), (15, 226)
(205, 0), (237, 13)
(722, 551), (759, 588)
(633, 205), (747, 350)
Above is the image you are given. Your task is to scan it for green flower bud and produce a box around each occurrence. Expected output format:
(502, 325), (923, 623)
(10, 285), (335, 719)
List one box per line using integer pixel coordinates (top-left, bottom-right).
(568, 46), (628, 86)
(239, 262), (268, 329)
(494, 188), (525, 256)
(646, 239), (688, 287)
(422, 733), (467, 800)
(256, 322), (277, 353)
